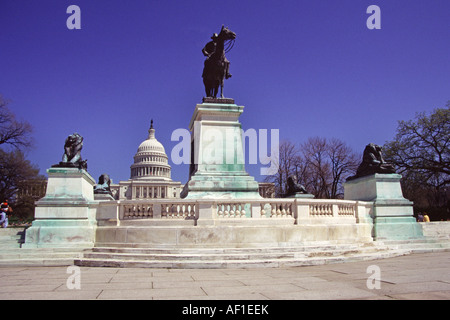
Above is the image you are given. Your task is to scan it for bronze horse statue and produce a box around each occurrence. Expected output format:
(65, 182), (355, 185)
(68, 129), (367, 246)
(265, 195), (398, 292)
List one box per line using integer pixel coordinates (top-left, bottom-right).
(202, 26), (236, 99)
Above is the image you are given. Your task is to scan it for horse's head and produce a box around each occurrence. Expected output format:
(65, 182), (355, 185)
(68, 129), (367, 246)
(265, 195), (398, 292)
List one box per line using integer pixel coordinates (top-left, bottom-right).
(219, 25), (236, 41)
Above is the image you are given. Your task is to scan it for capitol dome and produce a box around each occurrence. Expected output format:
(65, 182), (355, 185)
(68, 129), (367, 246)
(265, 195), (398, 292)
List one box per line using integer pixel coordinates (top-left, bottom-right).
(130, 120), (171, 181)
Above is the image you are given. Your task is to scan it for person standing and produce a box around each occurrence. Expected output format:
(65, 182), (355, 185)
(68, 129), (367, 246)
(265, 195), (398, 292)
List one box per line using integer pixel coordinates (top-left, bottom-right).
(417, 213), (424, 222)
(0, 199), (11, 228)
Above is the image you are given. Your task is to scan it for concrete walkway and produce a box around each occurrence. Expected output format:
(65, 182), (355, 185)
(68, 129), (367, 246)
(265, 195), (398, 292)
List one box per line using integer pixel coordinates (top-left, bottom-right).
(0, 251), (449, 300)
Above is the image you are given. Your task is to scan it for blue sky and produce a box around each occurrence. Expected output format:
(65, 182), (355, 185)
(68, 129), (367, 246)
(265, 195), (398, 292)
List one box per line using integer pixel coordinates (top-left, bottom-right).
(0, 0), (449, 185)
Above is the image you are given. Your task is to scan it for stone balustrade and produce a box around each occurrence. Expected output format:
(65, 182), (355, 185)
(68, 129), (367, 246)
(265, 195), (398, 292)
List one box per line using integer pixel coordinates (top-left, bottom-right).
(97, 198), (372, 227)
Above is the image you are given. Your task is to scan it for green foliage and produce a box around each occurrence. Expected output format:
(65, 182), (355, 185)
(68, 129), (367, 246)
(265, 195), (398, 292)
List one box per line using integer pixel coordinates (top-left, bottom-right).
(0, 149), (43, 201)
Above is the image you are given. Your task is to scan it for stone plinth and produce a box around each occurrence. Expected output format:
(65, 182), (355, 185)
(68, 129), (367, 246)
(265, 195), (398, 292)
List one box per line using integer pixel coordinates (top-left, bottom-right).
(23, 168), (98, 248)
(182, 101), (261, 199)
(344, 174), (423, 240)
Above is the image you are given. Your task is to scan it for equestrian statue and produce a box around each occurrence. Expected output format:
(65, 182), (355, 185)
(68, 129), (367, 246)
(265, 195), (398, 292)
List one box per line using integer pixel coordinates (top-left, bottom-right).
(202, 25), (236, 99)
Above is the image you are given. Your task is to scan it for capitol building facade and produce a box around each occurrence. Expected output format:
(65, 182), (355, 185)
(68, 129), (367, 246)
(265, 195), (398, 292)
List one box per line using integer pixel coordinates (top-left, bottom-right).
(110, 120), (182, 200)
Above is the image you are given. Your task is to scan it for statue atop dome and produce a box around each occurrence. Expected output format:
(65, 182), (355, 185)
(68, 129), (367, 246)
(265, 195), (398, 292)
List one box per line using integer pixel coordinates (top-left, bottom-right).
(148, 119), (155, 139)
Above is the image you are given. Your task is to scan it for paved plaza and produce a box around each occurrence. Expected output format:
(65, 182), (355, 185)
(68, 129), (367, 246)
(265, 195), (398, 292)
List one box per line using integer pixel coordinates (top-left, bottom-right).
(0, 251), (448, 300)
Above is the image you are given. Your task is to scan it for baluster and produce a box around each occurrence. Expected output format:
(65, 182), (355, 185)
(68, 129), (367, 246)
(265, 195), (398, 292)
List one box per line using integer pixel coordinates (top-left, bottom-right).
(229, 204), (235, 218)
(190, 204), (195, 219)
(172, 204), (179, 218)
(224, 204), (230, 218)
(183, 204), (187, 219)
(240, 203), (246, 218)
(276, 204), (281, 217)
(260, 203), (266, 218)
(271, 203), (276, 218)
(178, 204), (184, 218)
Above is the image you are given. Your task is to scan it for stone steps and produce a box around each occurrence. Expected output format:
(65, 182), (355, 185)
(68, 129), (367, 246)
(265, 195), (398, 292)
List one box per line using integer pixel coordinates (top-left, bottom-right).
(74, 242), (408, 269)
(381, 238), (450, 253)
(2, 237), (448, 268)
(0, 248), (85, 267)
(0, 228), (26, 248)
(82, 248), (363, 261)
(75, 248), (410, 269)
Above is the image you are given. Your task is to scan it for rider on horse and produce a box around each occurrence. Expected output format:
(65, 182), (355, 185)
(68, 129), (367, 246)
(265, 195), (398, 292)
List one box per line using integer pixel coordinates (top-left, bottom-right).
(202, 33), (232, 80)
(201, 26), (236, 98)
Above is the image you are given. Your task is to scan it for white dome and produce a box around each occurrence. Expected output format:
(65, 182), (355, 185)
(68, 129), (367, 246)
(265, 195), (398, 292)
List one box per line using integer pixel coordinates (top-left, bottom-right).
(137, 137), (166, 154)
(130, 120), (172, 180)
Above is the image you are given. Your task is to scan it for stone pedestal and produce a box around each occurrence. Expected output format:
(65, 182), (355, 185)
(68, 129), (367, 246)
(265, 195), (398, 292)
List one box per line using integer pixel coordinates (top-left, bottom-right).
(23, 167), (98, 248)
(344, 174), (422, 240)
(182, 100), (261, 199)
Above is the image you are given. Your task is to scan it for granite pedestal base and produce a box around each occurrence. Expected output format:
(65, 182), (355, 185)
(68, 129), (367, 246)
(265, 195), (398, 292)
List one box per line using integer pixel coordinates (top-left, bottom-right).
(183, 101), (261, 200)
(23, 167), (98, 248)
(344, 174), (423, 240)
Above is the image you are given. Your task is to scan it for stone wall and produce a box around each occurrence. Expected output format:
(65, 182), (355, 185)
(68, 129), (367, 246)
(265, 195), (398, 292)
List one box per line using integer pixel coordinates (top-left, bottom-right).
(420, 221), (450, 239)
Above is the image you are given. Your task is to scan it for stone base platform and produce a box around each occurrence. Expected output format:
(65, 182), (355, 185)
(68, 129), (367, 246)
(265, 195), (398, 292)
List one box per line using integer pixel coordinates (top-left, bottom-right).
(94, 222), (374, 249)
(344, 174), (423, 240)
(23, 167), (98, 248)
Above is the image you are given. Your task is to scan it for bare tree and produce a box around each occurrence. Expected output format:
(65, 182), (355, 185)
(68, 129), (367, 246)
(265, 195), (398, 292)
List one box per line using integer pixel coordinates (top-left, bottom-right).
(266, 137), (359, 199)
(0, 95), (33, 149)
(264, 140), (300, 197)
(326, 138), (360, 198)
(384, 103), (450, 216)
(301, 137), (331, 198)
(384, 104), (450, 188)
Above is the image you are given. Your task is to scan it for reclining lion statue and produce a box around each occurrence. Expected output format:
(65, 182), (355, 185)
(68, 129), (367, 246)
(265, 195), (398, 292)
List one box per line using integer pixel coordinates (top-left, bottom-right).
(347, 143), (396, 180)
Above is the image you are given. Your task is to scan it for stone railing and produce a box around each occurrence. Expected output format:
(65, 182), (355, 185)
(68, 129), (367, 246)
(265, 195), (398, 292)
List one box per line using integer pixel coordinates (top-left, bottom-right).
(121, 200), (197, 220)
(96, 198), (373, 227)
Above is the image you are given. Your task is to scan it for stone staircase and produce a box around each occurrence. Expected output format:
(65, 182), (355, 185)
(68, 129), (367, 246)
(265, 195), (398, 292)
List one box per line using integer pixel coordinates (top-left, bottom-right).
(73, 242), (412, 269)
(1, 227), (448, 268)
(0, 247), (86, 267)
(0, 228), (26, 248)
(381, 238), (450, 254)
(0, 228), (84, 267)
